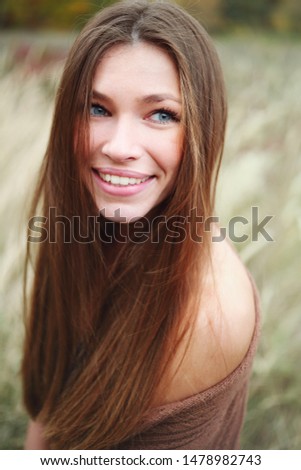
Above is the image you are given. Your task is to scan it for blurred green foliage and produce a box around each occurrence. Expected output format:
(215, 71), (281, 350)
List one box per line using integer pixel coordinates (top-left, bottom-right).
(0, 0), (115, 30)
(222, 0), (278, 28)
(0, 0), (301, 33)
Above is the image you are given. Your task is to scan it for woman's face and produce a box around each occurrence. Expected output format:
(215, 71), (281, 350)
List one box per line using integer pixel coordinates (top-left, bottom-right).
(88, 42), (184, 222)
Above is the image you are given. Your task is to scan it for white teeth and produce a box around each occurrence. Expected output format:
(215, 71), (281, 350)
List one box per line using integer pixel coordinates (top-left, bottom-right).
(111, 175), (119, 185)
(98, 172), (150, 186)
(119, 177), (129, 186)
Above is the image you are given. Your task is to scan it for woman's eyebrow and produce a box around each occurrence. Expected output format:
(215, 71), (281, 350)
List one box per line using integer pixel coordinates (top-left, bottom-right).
(91, 90), (181, 104)
(140, 93), (182, 104)
(91, 90), (111, 102)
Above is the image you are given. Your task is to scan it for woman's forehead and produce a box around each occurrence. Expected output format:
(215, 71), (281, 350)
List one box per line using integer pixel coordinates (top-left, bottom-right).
(92, 42), (181, 99)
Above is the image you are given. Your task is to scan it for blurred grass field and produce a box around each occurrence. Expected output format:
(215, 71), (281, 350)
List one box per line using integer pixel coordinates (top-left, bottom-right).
(0, 32), (300, 450)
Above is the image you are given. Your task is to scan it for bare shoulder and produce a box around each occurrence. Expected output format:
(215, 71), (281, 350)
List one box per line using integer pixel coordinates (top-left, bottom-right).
(206, 229), (256, 369)
(25, 420), (49, 450)
(156, 227), (256, 405)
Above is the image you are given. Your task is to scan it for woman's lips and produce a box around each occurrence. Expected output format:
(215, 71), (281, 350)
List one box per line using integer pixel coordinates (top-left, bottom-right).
(92, 168), (155, 196)
(93, 167), (151, 179)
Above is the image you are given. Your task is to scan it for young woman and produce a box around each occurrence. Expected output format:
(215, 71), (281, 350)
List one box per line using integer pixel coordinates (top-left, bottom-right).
(22, 0), (259, 450)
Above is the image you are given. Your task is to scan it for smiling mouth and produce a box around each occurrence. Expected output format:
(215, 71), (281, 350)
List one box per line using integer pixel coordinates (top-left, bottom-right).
(92, 170), (153, 187)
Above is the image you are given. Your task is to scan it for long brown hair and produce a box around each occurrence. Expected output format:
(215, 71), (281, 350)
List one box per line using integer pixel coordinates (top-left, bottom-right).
(22, 0), (227, 449)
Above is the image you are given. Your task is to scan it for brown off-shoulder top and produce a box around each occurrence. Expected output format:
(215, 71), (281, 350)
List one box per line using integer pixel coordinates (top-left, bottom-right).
(118, 274), (261, 450)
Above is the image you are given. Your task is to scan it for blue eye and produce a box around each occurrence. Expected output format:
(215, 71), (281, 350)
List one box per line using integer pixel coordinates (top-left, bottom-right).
(90, 104), (108, 117)
(151, 109), (179, 124)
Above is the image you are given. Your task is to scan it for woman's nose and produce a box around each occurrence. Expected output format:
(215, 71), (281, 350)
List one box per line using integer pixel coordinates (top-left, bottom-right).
(101, 118), (142, 162)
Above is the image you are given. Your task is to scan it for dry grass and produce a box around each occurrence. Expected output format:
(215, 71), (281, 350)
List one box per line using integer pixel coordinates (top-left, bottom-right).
(0, 32), (300, 449)
(216, 36), (301, 450)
